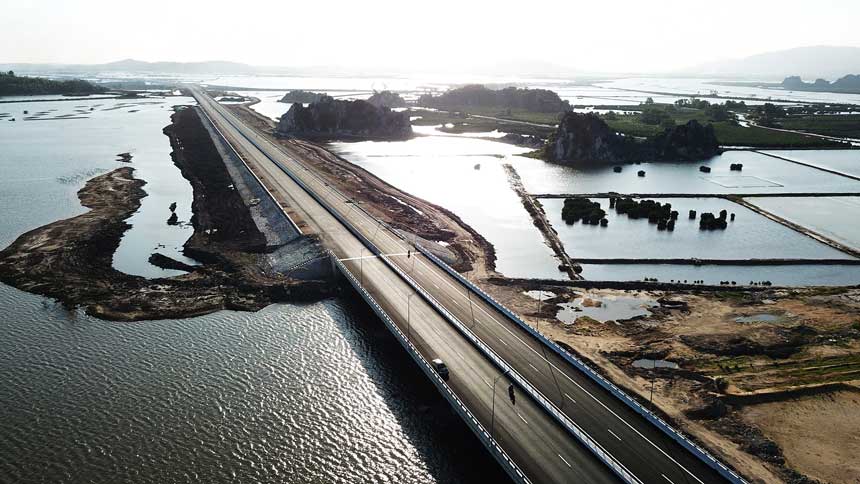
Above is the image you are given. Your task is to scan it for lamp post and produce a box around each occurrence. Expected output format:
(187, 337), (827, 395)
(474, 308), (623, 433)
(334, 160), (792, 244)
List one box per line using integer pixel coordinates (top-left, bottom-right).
(491, 370), (511, 442)
(407, 292), (415, 340)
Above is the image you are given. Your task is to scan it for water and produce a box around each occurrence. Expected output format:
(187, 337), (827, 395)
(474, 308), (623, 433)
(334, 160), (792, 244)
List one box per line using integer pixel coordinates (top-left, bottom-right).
(0, 95), (198, 278)
(556, 294), (656, 324)
(597, 78), (860, 106)
(0, 286), (505, 484)
(579, 263), (860, 286)
(761, 150), (860, 178)
(509, 150), (860, 195)
(735, 313), (782, 323)
(632, 359), (679, 370)
(328, 137), (562, 279)
(0, 95), (505, 484)
(746, 196), (860, 250)
(541, 197), (854, 260)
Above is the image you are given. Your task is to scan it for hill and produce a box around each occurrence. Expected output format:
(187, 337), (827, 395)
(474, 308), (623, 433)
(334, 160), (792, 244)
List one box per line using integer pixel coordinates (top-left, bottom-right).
(684, 46), (860, 79)
(0, 71), (106, 96)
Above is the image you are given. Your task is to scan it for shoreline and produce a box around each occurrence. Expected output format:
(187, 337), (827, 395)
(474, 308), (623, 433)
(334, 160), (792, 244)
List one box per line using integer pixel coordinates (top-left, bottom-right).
(0, 108), (336, 321)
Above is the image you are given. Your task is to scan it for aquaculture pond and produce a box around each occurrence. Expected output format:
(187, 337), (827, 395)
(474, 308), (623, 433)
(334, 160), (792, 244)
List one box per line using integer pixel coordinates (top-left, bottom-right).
(745, 196), (860, 251)
(761, 150), (860, 179)
(541, 197), (854, 260)
(578, 263), (860, 286)
(509, 150), (860, 195)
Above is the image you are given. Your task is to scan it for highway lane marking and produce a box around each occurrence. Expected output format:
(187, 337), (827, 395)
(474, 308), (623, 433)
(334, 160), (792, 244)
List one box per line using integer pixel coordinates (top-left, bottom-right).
(557, 454), (572, 468)
(564, 393), (577, 404)
(607, 429), (623, 441)
(528, 362), (541, 373)
(202, 98), (696, 483)
(516, 412), (528, 425)
(483, 378), (492, 389)
(662, 474), (675, 484)
(499, 338), (509, 346)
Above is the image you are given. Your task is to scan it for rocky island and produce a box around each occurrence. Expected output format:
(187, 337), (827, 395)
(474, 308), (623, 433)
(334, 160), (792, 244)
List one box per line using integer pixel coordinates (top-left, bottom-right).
(418, 84), (570, 112)
(277, 96), (412, 140)
(278, 90), (326, 103)
(545, 112), (720, 164)
(366, 90), (407, 108)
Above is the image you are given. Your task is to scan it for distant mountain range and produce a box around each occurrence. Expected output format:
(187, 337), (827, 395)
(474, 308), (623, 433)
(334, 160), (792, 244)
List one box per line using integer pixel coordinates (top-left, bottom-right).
(0, 58), (581, 80)
(0, 59), (261, 76)
(684, 45), (860, 80)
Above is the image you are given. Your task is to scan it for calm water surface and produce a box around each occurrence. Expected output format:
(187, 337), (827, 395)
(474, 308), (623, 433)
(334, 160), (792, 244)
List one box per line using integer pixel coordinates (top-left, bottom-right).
(509, 150), (860, 195)
(746, 196), (860, 250)
(541, 197), (854, 260)
(328, 135), (563, 279)
(762, 150), (860, 178)
(0, 95), (197, 277)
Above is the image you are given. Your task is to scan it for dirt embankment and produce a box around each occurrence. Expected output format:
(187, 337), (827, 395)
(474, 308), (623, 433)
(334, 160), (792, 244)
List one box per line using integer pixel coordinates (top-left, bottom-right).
(230, 104), (498, 277)
(0, 107), (334, 321)
(485, 279), (860, 483)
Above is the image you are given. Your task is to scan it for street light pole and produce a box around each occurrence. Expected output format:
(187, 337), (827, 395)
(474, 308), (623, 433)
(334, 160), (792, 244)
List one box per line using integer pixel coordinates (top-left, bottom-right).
(407, 292), (414, 340)
(468, 291), (476, 329)
(491, 370), (511, 442)
(650, 359), (656, 410)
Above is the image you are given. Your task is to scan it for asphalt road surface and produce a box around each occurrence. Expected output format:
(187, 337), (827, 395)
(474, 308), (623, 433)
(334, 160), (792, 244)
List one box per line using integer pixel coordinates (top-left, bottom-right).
(192, 88), (732, 484)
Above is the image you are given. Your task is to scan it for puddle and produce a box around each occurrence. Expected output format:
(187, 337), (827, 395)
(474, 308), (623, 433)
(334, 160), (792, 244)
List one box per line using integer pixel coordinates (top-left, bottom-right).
(523, 290), (557, 300)
(633, 359), (680, 370)
(556, 294), (656, 324)
(735, 313), (783, 323)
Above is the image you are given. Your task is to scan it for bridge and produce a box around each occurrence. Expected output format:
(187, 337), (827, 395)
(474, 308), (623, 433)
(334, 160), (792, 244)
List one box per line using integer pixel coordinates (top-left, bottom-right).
(190, 87), (743, 484)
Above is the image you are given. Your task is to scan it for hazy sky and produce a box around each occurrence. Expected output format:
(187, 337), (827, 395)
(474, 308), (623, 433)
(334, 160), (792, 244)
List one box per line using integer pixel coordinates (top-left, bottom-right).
(2, 0), (858, 73)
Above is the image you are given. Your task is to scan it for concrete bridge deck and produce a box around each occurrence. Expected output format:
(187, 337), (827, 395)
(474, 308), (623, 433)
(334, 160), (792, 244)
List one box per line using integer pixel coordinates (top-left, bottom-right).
(192, 87), (739, 484)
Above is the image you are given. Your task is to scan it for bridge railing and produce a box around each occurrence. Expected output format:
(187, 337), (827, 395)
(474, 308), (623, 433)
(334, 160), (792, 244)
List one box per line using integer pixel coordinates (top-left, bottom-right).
(415, 245), (747, 484)
(330, 251), (530, 484)
(200, 98), (640, 483)
(201, 96), (645, 483)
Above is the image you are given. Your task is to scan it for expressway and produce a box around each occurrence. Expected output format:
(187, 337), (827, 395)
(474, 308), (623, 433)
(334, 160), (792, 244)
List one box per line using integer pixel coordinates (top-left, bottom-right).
(191, 87), (734, 484)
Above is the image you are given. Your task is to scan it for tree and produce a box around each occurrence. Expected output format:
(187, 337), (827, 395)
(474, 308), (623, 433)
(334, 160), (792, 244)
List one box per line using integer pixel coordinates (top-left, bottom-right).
(6, 71), (13, 77)
(644, 97), (655, 105)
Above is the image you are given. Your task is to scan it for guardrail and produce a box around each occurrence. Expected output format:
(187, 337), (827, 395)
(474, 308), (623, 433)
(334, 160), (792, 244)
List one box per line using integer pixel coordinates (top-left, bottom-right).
(233, 100), (743, 482)
(196, 94), (639, 484)
(416, 245), (746, 484)
(330, 252), (531, 484)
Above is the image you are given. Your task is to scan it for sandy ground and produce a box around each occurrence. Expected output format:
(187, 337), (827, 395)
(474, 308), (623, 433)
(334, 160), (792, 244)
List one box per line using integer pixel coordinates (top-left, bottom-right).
(487, 281), (860, 482)
(740, 387), (860, 483)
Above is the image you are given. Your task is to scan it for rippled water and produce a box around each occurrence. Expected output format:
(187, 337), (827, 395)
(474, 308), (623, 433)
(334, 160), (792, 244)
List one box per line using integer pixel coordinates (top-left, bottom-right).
(0, 95), (504, 483)
(0, 286), (505, 484)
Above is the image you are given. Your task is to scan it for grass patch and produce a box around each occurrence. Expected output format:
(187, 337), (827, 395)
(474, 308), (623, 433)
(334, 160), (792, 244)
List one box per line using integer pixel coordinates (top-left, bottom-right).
(601, 104), (845, 147)
(778, 114), (860, 139)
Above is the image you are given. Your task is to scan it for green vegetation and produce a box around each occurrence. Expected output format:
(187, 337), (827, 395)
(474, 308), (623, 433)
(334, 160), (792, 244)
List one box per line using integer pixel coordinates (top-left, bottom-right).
(600, 99), (845, 148)
(0, 71), (106, 96)
(418, 84), (569, 113)
(407, 108), (555, 137)
(612, 197), (677, 231)
(776, 115), (860, 139)
(561, 198), (606, 225)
